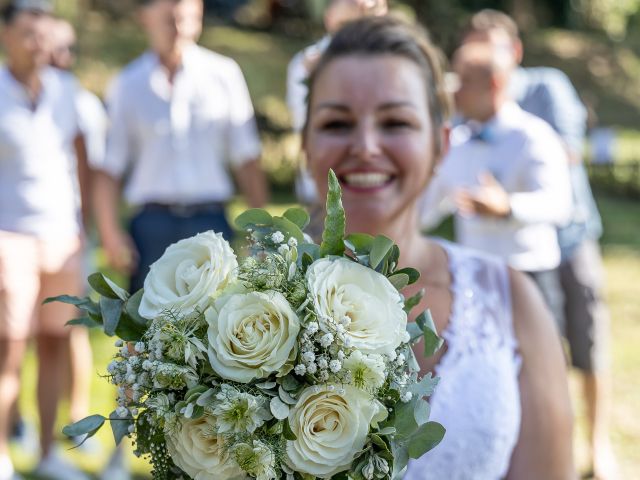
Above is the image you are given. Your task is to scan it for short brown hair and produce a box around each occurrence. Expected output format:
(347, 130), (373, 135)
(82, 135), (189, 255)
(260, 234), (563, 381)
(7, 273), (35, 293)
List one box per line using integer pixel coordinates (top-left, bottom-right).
(305, 15), (451, 154)
(463, 9), (519, 43)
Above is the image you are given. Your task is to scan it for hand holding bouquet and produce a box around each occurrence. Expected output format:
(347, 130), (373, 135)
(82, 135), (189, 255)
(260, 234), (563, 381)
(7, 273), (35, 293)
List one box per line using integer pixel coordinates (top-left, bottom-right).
(52, 172), (445, 480)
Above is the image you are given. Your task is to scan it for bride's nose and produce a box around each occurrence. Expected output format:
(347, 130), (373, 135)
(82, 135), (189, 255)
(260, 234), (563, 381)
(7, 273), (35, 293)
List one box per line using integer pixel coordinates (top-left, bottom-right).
(349, 121), (382, 160)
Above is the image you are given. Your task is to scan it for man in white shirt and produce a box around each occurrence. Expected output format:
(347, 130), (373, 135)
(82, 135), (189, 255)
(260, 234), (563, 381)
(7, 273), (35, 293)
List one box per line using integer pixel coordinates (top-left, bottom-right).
(92, 0), (268, 292)
(286, 0), (386, 204)
(421, 43), (571, 326)
(0, 2), (90, 479)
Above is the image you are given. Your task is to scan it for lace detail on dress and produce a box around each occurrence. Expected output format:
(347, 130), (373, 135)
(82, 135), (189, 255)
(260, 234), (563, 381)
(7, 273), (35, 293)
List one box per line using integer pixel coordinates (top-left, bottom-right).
(404, 240), (521, 480)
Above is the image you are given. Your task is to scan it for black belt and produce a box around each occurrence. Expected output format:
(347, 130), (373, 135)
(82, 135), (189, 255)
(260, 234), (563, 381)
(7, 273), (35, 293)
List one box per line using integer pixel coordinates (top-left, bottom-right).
(142, 201), (226, 217)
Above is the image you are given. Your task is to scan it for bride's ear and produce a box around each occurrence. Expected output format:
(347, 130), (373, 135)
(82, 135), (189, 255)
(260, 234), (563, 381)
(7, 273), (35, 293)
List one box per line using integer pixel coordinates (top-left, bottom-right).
(433, 123), (451, 172)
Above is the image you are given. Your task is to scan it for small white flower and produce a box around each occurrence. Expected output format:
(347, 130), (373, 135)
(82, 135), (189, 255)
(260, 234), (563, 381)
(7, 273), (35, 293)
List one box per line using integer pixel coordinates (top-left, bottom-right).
(336, 324), (346, 334)
(302, 351), (316, 364)
(271, 231), (285, 244)
(343, 351), (386, 391)
(306, 322), (319, 335)
(120, 345), (130, 357)
(317, 358), (328, 369)
(396, 353), (406, 366)
(400, 391), (413, 403)
(320, 333), (334, 348)
(363, 458), (375, 480)
(318, 370), (329, 381)
(142, 360), (153, 371)
(116, 406), (129, 418)
(307, 363), (318, 375)
(134, 342), (145, 353)
(387, 351), (398, 362)
(294, 364), (307, 375)
(337, 350), (346, 361)
(329, 360), (342, 373)
(340, 316), (351, 326)
(277, 244), (290, 256)
(288, 237), (298, 247)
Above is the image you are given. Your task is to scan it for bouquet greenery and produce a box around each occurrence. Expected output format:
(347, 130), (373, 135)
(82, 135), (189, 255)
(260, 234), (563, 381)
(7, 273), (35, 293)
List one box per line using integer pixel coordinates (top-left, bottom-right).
(52, 171), (445, 480)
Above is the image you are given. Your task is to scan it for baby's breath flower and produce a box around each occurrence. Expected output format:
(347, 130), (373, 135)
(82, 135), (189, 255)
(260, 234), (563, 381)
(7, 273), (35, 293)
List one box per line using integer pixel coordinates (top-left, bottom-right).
(320, 332), (334, 348)
(302, 351), (316, 364)
(306, 322), (319, 335)
(317, 357), (328, 370)
(329, 360), (342, 373)
(134, 342), (145, 353)
(271, 231), (285, 244)
(294, 364), (307, 375)
(288, 237), (298, 247)
(307, 363), (318, 375)
(400, 391), (413, 403)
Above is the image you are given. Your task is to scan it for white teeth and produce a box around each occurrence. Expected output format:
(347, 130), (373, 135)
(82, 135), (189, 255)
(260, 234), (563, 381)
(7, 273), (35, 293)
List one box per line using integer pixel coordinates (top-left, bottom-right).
(343, 172), (392, 188)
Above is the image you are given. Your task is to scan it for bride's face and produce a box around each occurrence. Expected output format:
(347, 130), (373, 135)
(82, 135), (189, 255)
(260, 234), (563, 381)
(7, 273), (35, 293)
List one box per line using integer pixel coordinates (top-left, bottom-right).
(304, 54), (441, 232)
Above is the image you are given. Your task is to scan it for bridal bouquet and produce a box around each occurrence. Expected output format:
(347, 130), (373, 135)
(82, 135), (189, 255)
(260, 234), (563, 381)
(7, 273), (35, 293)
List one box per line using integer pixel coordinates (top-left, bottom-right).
(53, 172), (445, 480)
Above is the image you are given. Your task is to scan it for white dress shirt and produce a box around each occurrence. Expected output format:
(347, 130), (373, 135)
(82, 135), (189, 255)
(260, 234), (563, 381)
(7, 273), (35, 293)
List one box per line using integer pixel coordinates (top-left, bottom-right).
(421, 102), (572, 272)
(0, 66), (81, 239)
(96, 45), (261, 206)
(76, 88), (107, 168)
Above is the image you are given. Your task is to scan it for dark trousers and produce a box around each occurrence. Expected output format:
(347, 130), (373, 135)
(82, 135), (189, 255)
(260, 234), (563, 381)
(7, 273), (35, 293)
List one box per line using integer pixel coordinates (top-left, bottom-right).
(128, 204), (233, 292)
(525, 268), (566, 334)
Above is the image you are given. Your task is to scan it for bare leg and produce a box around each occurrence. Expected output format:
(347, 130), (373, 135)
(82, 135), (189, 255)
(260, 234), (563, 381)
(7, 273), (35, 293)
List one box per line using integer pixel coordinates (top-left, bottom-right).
(69, 327), (92, 423)
(584, 372), (619, 480)
(0, 338), (28, 458)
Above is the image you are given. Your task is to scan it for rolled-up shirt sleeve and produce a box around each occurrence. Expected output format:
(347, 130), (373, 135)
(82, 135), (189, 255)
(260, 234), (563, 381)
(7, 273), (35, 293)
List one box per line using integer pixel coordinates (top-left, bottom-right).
(99, 76), (134, 179)
(225, 62), (261, 167)
(509, 130), (572, 226)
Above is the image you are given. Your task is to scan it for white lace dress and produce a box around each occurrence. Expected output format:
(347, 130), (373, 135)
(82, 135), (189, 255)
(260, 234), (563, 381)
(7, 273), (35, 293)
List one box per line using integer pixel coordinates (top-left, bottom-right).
(404, 240), (522, 480)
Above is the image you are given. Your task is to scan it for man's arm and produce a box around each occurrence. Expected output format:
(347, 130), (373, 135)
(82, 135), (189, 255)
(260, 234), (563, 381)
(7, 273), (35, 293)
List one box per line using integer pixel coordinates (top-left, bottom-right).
(233, 159), (269, 208)
(93, 170), (137, 273)
(74, 133), (92, 230)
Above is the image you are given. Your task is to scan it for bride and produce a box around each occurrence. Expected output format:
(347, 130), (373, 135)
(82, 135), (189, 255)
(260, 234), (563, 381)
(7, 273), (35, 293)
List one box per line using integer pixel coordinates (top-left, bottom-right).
(301, 15), (576, 479)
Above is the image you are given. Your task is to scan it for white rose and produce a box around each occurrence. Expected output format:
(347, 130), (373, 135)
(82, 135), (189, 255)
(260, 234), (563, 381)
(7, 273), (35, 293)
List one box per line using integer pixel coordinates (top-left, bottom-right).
(166, 415), (246, 480)
(139, 231), (237, 319)
(286, 384), (387, 478)
(306, 257), (407, 355)
(206, 291), (301, 382)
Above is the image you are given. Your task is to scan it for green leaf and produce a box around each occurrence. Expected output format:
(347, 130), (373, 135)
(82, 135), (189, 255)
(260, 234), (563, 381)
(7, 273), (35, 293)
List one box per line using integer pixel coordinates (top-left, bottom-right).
(124, 289), (147, 327)
(283, 418), (297, 441)
(344, 233), (374, 254)
(369, 235), (394, 270)
(283, 207), (310, 230)
(272, 216), (304, 244)
(406, 323), (423, 343)
(270, 396), (290, 420)
(66, 316), (101, 328)
(281, 374), (301, 392)
(370, 433), (390, 453)
(390, 439), (410, 479)
(109, 410), (132, 446)
(235, 208), (273, 229)
(413, 398), (431, 426)
(392, 396), (419, 438)
(88, 273), (129, 300)
(409, 372), (439, 399)
(388, 273), (410, 291)
(63, 414), (106, 438)
(44, 295), (100, 316)
(403, 289), (425, 314)
(319, 169), (346, 257)
(416, 310), (444, 357)
(407, 422), (445, 458)
(100, 297), (123, 336)
(394, 267), (420, 284)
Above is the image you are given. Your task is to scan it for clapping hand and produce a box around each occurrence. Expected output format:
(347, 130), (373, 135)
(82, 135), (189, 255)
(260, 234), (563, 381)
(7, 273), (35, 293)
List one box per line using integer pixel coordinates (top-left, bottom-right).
(455, 172), (511, 218)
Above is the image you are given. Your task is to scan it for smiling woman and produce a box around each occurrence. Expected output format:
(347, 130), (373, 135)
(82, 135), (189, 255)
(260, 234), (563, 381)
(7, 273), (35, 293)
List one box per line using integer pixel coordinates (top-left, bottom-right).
(302, 15), (577, 480)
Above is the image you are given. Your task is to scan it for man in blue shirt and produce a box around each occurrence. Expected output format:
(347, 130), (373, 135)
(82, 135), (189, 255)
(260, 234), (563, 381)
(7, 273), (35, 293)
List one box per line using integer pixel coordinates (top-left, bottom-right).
(461, 10), (617, 479)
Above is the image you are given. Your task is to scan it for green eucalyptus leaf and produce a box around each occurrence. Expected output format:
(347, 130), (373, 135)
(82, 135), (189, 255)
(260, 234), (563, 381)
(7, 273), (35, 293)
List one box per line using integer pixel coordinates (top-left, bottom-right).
(124, 289), (147, 327)
(100, 297), (123, 336)
(272, 216), (304, 244)
(319, 170), (346, 257)
(114, 313), (146, 341)
(43, 295), (100, 316)
(63, 414), (106, 438)
(369, 235), (394, 270)
(283, 418), (297, 441)
(270, 396), (290, 420)
(344, 233), (374, 254)
(407, 422), (445, 459)
(416, 310), (444, 357)
(281, 374), (301, 392)
(406, 323), (423, 343)
(388, 273), (410, 291)
(390, 439), (410, 479)
(394, 267), (420, 284)
(409, 373), (439, 399)
(66, 316), (101, 328)
(392, 396), (419, 438)
(88, 273), (129, 300)
(403, 289), (425, 314)
(283, 207), (310, 230)
(413, 398), (431, 426)
(235, 209), (273, 229)
(109, 410), (132, 445)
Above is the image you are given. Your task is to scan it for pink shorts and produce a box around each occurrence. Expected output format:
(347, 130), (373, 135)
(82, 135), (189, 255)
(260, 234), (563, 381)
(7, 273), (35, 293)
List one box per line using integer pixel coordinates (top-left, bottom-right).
(0, 230), (83, 340)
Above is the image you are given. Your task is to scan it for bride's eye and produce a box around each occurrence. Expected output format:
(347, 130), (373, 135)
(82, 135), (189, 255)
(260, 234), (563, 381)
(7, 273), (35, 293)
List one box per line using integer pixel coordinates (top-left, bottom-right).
(382, 118), (412, 130)
(320, 119), (352, 131)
